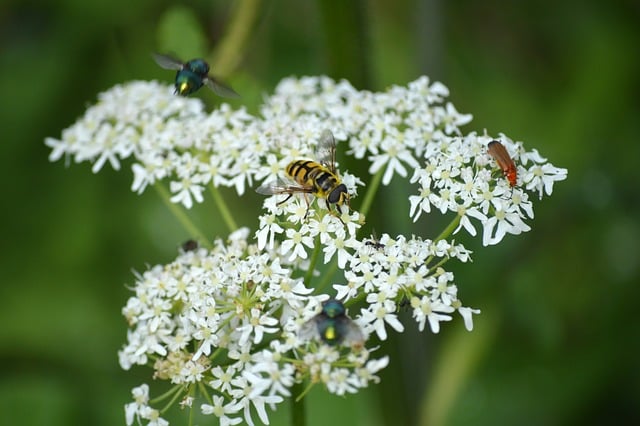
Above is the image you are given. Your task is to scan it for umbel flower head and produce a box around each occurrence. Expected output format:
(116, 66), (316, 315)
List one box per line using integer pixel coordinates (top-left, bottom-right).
(46, 76), (566, 245)
(46, 75), (567, 425)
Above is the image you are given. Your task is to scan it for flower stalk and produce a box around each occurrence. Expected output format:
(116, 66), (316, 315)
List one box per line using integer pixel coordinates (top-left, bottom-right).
(154, 183), (212, 248)
(209, 184), (238, 232)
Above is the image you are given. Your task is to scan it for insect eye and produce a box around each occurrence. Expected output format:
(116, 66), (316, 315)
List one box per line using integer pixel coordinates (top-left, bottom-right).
(328, 184), (348, 204)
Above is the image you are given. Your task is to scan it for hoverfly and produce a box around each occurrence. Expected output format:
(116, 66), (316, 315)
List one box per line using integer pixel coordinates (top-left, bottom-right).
(255, 130), (350, 218)
(299, 299), (365, 347)
(487, 140), (517, 187)
(152, 53), (239, 98)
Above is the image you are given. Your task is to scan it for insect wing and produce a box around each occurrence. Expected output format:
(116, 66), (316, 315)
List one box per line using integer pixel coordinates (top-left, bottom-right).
(152, 53), (185, 70)
(487, 140), (517, 187)
(298, 315), (322, 341)
(315, 129), (337, 173)
(204, 77), (240, 98)
(487, 141), (511, 165)
(255, 178), (313, 196)
(336, 316), (365, 347)
(299, 312), (365, 347)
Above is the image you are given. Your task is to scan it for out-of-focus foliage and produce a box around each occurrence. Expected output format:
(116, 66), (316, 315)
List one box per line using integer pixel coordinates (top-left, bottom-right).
(0, 0), (638, 425)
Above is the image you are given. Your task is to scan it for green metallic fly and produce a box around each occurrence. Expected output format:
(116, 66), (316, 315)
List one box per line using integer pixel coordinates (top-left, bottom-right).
(299, 299), (365, 347)
(152, 53), (239, 98)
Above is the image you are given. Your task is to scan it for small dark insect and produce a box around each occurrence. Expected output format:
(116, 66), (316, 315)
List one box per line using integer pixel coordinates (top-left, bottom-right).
(181, 239), (198, 252)
(152, 53), (239, 98)
(364, 231), (384, 250)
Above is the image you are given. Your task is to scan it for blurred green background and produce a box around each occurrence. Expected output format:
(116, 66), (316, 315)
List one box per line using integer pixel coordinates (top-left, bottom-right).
(1, 0), (639, 425)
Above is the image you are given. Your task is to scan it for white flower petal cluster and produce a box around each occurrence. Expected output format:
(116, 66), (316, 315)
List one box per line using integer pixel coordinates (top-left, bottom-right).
(47, 75), (568, 425)
(46, 76), (566, 245)
(408, 132), (567, 245)
(120, 228), (387, 426)
(336, 233), (478, 337)
(256, 76), (565, 245)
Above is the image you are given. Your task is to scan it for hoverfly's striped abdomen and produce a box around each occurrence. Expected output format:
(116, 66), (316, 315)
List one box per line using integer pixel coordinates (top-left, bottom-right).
(286, 160), (339, 196)
(285, 160), (318, 185)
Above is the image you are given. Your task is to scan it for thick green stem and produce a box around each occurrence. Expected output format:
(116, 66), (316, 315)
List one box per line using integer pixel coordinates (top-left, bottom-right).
(434, 214), (461, 242)
(211, 0), (263, 79)
(290, 381), (307, 426)
(209, 185), (238, 233)
(154, 183), (212, 248)
(315, 270), (333, 294)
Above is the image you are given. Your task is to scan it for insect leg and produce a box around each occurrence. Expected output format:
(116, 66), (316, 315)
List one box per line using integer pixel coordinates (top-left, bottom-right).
(303, 194), (311, 220)
(277, 193), (294, 206)
(327, 202), (346, 225)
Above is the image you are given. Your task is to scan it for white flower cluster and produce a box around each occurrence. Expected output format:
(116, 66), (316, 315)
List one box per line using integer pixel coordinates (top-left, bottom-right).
(337, 233), (477, 337)
(408, 132), (567, 245)
(120, 228), (389, 426)
(46, 75), (568, 425)
(253, 76), (567, 246)
(46, 76), (566, 245)
(120, 227), (478, 425)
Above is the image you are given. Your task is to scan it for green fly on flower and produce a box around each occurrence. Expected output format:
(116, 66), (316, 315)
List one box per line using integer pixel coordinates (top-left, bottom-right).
(298, 299), (365, 348)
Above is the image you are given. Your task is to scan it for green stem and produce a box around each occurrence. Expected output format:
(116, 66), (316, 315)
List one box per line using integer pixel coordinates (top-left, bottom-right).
(209, 185), (238, 233)
(198, 381), (214, 405)
(434, 214), (461, 242)
(154, 183), (212, 248)
(427, 256), (450, 275)
(150, 384), (183, 405)
(158, 385), (185, 413)
(422, 215), (461, 266)
(358, 167), (385, 219)
(304, 236), (322, 287)
(295, 381), (316, 402)
(211, 0), (263, 79)
(188, 384), (196, 426)
(314, 261), (335, 294)
(290, 381), (307, 426)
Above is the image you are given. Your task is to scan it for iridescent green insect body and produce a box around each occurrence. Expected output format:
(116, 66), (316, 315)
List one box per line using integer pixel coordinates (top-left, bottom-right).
(152, 53), (239, 98)
(300, 299), (364, 347)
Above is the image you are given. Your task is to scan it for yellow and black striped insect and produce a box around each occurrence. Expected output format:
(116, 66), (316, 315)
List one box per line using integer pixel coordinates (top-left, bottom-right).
(256, 130), (350, 218)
